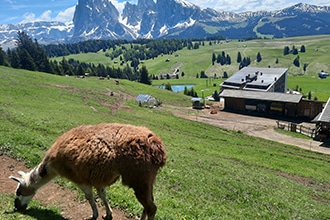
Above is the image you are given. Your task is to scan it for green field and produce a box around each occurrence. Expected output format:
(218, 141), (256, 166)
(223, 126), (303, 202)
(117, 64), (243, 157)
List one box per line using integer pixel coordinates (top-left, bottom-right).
(1, 65), (330, 219)
(52, 35), (330, 101)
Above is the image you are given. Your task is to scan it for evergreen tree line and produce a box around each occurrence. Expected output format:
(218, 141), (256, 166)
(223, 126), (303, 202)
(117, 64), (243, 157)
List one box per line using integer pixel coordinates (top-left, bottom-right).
(210, 51), (256, 70)
(212, 51), (231, 65)
(44, 39), (128, 57)
(44, 38), (191, 61)
(0, 31), (151, 82)
(283, 45), (306, 55)
(184, 86), (198, 97)
(236, 51), (251, 69)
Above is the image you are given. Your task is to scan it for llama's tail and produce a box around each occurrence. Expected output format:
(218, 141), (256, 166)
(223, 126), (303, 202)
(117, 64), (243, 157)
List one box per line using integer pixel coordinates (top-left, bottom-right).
(148, 135), (167, 167)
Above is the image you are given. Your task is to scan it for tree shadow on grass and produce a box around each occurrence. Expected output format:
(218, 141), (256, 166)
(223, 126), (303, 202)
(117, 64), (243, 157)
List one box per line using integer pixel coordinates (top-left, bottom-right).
(4, 207), (66, 220)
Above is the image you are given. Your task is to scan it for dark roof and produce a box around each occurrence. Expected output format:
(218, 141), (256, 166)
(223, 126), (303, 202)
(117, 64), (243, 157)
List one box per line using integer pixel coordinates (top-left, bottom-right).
(312, 98), (330, 122)
(220, 89), (303, 103)
(220, 67), (288, 91)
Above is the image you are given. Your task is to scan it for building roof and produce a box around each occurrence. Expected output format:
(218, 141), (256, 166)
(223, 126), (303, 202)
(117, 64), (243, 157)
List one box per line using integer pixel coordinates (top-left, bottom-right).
(135, 94), (156, 102)
(220, 89), (303, 103)
(312, 98), (330, 122)
(220, 67), (288, 91)
(191, 97), (203, 102)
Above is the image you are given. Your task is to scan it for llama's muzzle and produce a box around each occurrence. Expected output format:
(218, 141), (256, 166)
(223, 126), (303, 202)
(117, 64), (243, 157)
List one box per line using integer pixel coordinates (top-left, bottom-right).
(14, 198), (27, 211)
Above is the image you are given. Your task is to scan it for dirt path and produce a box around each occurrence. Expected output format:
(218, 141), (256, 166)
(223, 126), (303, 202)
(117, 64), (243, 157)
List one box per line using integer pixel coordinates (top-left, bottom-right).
(168, 105), (330, 155)
(0, 152), (135, 220)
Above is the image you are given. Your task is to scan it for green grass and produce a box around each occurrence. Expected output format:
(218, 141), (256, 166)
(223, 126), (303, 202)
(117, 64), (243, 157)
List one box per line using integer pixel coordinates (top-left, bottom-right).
(1, 64), (330, 219)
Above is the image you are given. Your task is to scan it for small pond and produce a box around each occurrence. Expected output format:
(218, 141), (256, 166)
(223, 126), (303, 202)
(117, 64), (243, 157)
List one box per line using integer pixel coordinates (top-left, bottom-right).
(156, 84), (194, 92)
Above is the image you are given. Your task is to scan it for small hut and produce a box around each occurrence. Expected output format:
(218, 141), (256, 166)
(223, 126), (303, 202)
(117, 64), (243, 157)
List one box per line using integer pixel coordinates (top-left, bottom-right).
(136, 94), (158, 107)
(312, 98), (330, 140)
(191, 97), (204, 109)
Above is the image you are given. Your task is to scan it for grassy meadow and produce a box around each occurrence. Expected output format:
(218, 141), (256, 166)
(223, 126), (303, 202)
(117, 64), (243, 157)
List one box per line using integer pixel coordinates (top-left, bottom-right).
(0, 64), (330, 219)
(52, 35), (330, 101)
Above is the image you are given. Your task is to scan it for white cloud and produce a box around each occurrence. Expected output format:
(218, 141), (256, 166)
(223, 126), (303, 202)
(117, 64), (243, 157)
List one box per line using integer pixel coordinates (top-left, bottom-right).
(111, 0), (128, 13)
(188, 0), (330, 12)
(55, 6), (76, 23)
(40, 10), (52, 20)
(21, 12), (37, 23)
(21, 10), (52, 23)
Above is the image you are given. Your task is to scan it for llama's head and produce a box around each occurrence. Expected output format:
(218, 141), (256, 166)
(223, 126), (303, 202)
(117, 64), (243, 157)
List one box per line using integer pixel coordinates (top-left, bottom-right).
(9, 171), (36, 211)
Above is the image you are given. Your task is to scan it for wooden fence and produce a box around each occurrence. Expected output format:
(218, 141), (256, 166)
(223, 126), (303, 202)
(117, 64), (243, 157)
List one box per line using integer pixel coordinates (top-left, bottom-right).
(276, 121), (316, 138)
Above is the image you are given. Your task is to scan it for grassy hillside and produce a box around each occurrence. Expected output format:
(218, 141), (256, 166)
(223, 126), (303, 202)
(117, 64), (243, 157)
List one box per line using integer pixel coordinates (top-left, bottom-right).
(52, 35), (330, 101)
(1, 66), (330, 219)
(52, 35), (330, 77)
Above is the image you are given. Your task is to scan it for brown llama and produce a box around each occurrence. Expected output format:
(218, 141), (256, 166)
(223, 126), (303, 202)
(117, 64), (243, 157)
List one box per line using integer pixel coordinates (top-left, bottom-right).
(9, 123), (167, 220)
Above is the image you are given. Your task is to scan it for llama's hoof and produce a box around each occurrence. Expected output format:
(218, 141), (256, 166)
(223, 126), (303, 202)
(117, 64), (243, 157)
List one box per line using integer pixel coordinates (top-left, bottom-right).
(102, 214), (113, 220)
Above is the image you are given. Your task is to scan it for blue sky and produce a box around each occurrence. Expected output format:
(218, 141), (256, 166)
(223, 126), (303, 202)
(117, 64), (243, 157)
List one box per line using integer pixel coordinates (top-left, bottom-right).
(1, 0), (330, 24)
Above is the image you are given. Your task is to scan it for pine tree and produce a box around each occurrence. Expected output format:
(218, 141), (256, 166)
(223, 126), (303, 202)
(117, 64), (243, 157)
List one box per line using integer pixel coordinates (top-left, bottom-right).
(237, 51), (242, 63)
(303, 63), (308, 73)
(19, 49), (36, 71)
(226, 54), (231, 65)
(283, 46), (290, 55)
(165, 83), (172, 91)
(212, 90), (220, 101)
(293, 56), (300, 67)
(300, 45), (306, 52)
(212, 53), (216, 65)
(0, 46), (8, 66)
(256, 52), (262, 62)
(139, 65), (152, 85)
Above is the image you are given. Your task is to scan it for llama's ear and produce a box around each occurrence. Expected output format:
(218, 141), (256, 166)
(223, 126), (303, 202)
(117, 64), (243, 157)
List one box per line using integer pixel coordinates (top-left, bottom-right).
(9, 176), (22, 183)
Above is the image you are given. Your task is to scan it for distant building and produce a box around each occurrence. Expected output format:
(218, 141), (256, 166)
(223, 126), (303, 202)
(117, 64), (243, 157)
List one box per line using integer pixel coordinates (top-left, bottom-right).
(135, 94), (158, 107)
(312, 98), (330, 140)
(191, 97), (204, 109)
(318, 71), (329, 79)
(220, 67), (288, 92)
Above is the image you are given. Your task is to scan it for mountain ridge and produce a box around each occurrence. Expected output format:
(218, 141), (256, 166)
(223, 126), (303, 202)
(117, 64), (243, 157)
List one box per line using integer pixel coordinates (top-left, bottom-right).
(0, 1), (329, 48)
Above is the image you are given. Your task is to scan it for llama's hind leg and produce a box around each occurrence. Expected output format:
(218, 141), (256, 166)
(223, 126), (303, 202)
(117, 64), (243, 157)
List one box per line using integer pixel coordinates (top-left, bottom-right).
(134, 184), (157, 220)
(77, 184), (99, 220)
(96, 188), (113, 220)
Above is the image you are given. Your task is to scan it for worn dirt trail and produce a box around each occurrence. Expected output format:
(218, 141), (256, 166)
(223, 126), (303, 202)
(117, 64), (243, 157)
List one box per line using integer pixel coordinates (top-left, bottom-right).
(169, 105), (330, 155)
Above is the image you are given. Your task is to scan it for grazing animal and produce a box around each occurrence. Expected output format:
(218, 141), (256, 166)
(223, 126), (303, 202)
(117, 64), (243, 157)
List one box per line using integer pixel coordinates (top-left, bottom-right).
(9, 123), (167, 220)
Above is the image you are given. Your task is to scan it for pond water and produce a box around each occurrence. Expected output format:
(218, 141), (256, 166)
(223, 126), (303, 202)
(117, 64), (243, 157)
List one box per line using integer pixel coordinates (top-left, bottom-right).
(157, 84), (194, 92)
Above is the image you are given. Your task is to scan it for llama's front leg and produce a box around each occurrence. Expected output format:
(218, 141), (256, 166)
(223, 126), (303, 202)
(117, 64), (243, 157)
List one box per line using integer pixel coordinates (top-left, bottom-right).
(97, 188), (113, 220)
(78, 184), (99, 220)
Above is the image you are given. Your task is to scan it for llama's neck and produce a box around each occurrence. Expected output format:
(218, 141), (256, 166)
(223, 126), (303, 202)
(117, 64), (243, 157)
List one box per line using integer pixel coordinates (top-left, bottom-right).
(27, 163), (56, 190)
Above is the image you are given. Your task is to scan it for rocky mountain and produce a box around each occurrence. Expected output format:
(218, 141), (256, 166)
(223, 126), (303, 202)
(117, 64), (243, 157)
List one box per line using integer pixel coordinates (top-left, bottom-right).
(0, 21), (74, 48)
(72, 0), (136, 41)
(1, 1), (330, 48)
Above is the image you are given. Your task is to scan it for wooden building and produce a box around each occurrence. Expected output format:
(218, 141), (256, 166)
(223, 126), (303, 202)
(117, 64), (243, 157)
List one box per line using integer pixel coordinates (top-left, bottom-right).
(220, 90), (323, 119)
(312, 98), (330, 140)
